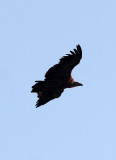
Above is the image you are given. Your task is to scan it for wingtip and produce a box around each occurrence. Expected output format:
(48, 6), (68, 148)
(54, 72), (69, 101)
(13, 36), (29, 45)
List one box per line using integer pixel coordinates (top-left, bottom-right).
(36, 104), (40, 108)
(35, 101), (42, 108)
(76, 44), (81, 48)
(35, 102), (40, 108)
(76, 44), (82, 54)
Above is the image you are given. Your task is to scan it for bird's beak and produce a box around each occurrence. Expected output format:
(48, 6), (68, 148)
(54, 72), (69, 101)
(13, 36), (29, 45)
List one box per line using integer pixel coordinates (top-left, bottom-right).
(77, 82), (83, 86)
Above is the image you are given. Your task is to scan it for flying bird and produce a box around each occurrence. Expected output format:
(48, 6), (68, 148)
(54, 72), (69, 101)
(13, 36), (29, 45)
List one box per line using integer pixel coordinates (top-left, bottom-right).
(31, 44), (83, 107)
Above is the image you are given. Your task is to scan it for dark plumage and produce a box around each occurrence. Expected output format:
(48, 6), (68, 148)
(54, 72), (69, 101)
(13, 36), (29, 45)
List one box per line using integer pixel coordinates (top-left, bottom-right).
(31, 44), (83, 107)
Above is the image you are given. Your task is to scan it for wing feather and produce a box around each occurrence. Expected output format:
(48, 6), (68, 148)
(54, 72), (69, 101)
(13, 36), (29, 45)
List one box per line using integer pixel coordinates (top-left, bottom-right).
(45, 44), (82, 80)
(36, 89), (64, 107)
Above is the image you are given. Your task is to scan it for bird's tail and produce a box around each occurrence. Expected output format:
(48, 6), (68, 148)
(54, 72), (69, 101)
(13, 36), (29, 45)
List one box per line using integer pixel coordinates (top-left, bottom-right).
(31, 81), (45, 93)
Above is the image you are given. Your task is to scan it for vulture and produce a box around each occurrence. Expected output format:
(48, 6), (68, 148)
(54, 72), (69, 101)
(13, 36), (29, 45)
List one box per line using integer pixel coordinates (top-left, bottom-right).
(31, 44), (83, 108)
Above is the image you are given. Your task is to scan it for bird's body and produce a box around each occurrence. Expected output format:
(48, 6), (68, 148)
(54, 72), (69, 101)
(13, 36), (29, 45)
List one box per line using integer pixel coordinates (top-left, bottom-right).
(31, 45), (83, 107)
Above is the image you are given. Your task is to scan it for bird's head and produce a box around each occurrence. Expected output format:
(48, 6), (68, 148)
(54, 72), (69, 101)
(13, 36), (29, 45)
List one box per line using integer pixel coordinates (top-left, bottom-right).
(71, 82), (83, 87)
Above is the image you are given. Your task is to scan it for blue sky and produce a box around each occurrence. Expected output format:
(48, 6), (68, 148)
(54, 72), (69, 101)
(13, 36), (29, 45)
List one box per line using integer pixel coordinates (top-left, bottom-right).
(0, 0), (116, 160)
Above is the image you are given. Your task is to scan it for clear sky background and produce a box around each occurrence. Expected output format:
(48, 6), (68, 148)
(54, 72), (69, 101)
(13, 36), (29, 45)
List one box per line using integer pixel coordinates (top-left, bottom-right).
(0, 0), (116, 160)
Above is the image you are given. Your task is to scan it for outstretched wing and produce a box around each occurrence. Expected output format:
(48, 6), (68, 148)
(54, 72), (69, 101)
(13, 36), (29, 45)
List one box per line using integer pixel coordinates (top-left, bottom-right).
(36, 96), (54, 108)
(45, 45), (82, 80)
(36, 89), (64, 107)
